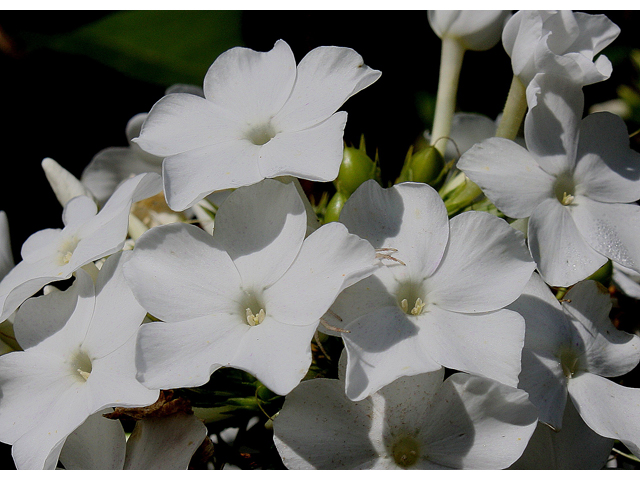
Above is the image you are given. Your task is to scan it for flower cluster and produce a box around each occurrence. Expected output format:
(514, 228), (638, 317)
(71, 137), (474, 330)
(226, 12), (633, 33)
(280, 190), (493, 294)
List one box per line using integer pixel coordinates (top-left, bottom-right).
(0, 10), (639, 470)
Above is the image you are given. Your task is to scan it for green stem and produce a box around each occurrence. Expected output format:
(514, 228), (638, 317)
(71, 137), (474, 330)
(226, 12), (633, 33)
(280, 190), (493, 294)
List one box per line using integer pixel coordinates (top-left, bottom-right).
(431, 37), (466, 157)
(495, 75), (527, 140)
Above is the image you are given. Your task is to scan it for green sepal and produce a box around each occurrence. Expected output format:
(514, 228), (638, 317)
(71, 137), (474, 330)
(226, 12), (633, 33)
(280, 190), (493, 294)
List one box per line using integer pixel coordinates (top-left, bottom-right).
(323, 190), (349, 224)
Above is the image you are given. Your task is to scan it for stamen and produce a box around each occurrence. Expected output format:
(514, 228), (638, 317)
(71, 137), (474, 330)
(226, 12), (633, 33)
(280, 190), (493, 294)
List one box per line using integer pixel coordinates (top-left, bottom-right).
(76, 368), (91, 381)
(375, 248), (406, 266)
(400, 298), (409, 314)
(561, 192), (575, 206)
(410, 298), (426, 315)
(246, 308), (266, 326)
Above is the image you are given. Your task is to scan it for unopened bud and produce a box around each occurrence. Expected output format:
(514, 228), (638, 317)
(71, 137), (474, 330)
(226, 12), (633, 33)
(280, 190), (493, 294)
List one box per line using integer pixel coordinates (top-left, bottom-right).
(324, 191), (349, 224)
(334, 146), (379, 195)
(397, 146), (444, 185)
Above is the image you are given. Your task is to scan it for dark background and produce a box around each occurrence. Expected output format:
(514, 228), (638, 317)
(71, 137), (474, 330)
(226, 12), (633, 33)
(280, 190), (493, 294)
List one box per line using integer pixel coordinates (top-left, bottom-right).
(0, 10), (639, 469)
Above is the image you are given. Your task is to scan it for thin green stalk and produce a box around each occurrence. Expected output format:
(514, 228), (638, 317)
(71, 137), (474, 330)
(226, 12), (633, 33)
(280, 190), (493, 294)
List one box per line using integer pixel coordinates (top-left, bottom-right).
(496, 74), (527, 140)
(431, 37), (466, 157)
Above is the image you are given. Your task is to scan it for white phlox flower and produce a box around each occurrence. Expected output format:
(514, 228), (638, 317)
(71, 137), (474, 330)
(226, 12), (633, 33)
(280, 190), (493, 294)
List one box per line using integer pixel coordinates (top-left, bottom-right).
(273, 353), (538, 469)
(508, 272), (640, 457)
(324, 180), (535, 401)
(0, 172), (162, 322)
(58, 408), (207, 469)
(502, 10), (620, 87)
(123, 178), (378, 396)
(0, 252), (160, 469)
(134, 39), (381, 211)
(428, 10), (510, 51)
(458, 73), (640, 287)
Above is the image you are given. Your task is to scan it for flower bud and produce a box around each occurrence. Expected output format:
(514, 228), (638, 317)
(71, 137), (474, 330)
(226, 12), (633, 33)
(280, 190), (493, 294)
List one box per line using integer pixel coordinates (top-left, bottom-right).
(324, 190), (349, 224)
(396, 145), (445, 185)
(428, 10), (510, 51)
(334, 144), (379, 195)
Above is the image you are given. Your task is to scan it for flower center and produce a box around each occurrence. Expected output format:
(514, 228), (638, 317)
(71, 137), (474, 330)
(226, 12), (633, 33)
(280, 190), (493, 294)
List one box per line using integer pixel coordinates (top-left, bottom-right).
(559, 347), (580, 379)
(396, 282), (428, 316)
(554, 173), (576, 206)
(392, 435), (421, 468)
(240, 290), (266, 326)
(57, 235), (80, 266)
(246, 122), (277, 146)
(71, 349), (93, 382)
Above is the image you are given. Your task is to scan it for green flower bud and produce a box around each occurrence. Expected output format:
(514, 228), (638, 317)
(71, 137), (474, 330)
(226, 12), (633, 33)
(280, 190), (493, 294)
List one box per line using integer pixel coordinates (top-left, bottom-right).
(587, 260), (613, 287)
(397, 145), (444, 185)
(324, 190), (349, 224)
(442, 177), (483, 216)
(334, 145), (379, 195)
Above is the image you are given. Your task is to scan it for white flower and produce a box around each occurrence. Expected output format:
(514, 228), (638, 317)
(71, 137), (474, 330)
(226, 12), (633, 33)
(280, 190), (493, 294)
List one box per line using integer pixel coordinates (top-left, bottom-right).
(325, 180), (535, 400)
(58, 409), (206, 470)
(458, 73), (640, 287)
(0, 252), (160, 469)
(508, 272), (640, 457)
(134, 39), (381, 211)
(428, 10), (510, 51)
(123, 179), (377, 395)
(273, 354), (538, 469)
(502, 10), (620, 87)
(0, 172), (162, 321)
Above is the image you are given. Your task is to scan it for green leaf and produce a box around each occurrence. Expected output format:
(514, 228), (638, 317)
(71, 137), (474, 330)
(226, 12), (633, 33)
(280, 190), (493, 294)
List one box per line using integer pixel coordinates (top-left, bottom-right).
(48, 11), (243, 86)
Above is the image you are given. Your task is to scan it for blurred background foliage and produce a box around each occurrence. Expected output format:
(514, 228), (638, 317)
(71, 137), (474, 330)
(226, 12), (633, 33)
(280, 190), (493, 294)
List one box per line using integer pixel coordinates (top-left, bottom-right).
(0, 10), (639, 469)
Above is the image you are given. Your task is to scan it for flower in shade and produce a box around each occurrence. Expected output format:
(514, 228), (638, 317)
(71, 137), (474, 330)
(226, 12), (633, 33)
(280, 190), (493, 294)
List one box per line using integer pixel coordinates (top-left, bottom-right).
(458, 73), (640, 287)
(0, 252), (160, 469)
(134, 39), (381, 211)
(123, 179), (378, 395)
(324, 180), (535, 401)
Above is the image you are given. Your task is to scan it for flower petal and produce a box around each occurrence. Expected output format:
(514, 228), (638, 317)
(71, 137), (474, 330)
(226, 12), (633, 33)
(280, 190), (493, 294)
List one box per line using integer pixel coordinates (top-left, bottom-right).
(422, 373), (538, 469)
(528, 198), (606, 287)
(123, 223), (242, 323)
(59, 409), (126, 470)
(420, 307), (525, 388)
(570, 196), (640, 272)
(574, 113), (640, 203)
(203, 39), (296, 125)
(342, 306), (441, 401)
(162, 140), (262, 211)
(340, 181), (449, 281)
(569, 372), (640, 458)
(458, 138), (555, 218)
(124, 413), (207, 469)
(211, 179), (306, 292)
(426, 211), (535, 313)
(563, 280), (640, 377)
(273, 46), (381, 132)
(258, 112), (347, 182)
(524, 73), (584, 176)
(273, 378), (381, 469)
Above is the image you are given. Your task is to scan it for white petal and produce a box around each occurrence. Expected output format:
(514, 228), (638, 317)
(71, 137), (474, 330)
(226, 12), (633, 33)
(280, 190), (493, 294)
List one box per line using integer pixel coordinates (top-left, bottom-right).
(428, 10), (509, 51)
(422, 373), (538, 469)
(59, 409), (126, 470)
(571, 196), (640, 272)
(342, 306), (441, 401)
(524, 73), (584, 176)
(203, 39), (296, 125)
(340, 181), (449, 281)
(134, 93), (240, 157)
(458, 138), (555, 218)
(42, 158), (94, 207)
(426, 211), (535, 313)
(124, 413), (207, 469)
(135, 316), (244, 389)
(62, 195), (98, 228)
(613, 262), (640, 299)
(518, 349), (568, 430)
(569, 372), (640, 458)
(211, 179), (306, 292)
(564, 280), (640, 377)
(162, 140), (262, 211)
(273, 46), (381, 132)
(229, 318), (317, 395)
(574, 113), (640, 203)
(123, 223), (242, 323)
(502, 10), (543, 83)
(273, 378), (381, 469)
(0, 211), (14, 279)
(265, 221), (376, 326)
(528, 198), (606, 287)
(258, 112), (347, 182)
(420, 307), (525, 388)
(510, 399), (614, 469)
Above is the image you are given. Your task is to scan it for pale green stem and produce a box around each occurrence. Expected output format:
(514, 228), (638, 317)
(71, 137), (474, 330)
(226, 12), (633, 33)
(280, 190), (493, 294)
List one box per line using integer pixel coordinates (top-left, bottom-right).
(431, 37), (466, 157)
(495, 75), (527, 140)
